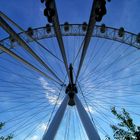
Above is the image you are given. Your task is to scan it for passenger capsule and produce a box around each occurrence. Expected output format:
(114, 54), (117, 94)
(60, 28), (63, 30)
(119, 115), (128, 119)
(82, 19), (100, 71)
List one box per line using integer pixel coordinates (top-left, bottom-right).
(9, 35), (15, 42)
(40, 0), (44, 3)
(82, 22), (87, 32)
(46, 24), (51, 33)
(136, 33), (140, 43)
(118, 27), (125, 37)
(64, 22), (69, 32)
(100, 24), (106, 33)
(27, 27), (34, 36)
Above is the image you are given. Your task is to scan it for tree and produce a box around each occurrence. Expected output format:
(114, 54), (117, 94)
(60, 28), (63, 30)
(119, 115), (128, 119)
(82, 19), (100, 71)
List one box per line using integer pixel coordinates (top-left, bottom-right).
(107, 107), (140, 140)
(0, 122), (13, 140)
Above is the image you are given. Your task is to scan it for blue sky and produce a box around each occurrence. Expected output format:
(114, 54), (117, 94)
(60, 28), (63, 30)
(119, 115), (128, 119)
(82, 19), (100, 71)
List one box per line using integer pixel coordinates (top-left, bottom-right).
(0, 0), (140, 140)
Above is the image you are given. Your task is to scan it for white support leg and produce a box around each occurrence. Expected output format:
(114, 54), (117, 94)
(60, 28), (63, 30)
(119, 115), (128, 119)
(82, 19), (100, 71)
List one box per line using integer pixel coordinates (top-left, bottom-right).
(42, 95), (69, 140)
(75, 95), (101, 140)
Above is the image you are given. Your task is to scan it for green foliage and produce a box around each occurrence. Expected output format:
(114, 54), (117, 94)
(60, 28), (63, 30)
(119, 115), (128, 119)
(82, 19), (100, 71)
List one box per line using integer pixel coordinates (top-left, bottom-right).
(105, 136), (111, 140)
(0, 122), (13, 140)
(107, 107), (140, 140)
(0, 122), (5, 130)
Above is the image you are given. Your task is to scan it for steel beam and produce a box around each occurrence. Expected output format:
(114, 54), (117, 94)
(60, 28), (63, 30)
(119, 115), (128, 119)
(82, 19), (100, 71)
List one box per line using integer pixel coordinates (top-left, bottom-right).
(75, 95), (101, 140)
(42, 95), (69, 140)
(0, 11), (63, 63)
(48, 0), (71, 83)
(0, 16), (63, 84)
(75, 0), (97, 82)
(0, 43), (59, 84)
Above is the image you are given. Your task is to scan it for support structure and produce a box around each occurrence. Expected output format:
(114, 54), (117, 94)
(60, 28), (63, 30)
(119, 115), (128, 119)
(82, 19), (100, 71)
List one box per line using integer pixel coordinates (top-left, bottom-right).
(75, 0), (98, 82)
(0, 43), (59, 84)
(42, 94), (101, 140)
(0, 11), (63, 63)
(75, 95), (101, 140)
(0, 16), (63, 84)
(42, 95), (69, 140)
(44, 0), (71, 83)
(1, 1), (139, 140)
(42, 64), (100, 140)
(65, 64), (78, 106)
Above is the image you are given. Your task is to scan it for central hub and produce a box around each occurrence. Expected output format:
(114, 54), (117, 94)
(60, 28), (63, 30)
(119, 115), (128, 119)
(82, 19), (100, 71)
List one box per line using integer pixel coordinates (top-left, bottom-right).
(65, 83), (77, 106)
(65, 64), (78, 106)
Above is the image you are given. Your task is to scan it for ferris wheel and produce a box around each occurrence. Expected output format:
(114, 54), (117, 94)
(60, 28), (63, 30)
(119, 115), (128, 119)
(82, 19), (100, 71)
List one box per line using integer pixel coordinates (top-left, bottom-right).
(0, 0), (140, 140)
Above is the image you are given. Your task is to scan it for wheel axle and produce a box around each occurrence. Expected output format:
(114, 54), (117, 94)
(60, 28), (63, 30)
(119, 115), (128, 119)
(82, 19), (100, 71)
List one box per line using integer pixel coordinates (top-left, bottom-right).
(65, 64), (78, 106)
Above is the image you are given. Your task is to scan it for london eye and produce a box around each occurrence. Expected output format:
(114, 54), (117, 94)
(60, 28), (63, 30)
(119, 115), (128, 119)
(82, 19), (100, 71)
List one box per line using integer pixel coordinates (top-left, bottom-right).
(0, 0), (140, 140)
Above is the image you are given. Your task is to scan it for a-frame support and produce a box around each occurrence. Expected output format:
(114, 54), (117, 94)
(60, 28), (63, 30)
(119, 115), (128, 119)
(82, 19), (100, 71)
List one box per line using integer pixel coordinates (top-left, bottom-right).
(42, 64), (101, 140)
(42, 95), (69, 140)
(75, 95), (101, 140)
(42, 95), (101, 140)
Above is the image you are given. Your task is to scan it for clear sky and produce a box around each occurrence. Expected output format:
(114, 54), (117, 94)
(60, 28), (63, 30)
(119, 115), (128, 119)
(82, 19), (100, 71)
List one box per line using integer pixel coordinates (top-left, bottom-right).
(0, 0), (140, 140)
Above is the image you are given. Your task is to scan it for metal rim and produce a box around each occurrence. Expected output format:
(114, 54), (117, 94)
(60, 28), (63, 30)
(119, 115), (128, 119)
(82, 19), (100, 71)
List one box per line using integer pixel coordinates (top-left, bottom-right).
(0, 24), (140, 51)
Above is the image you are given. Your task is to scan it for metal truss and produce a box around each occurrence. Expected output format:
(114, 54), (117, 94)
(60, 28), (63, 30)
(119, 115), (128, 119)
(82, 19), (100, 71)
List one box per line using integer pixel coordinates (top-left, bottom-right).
(1, 24), (139, 53)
